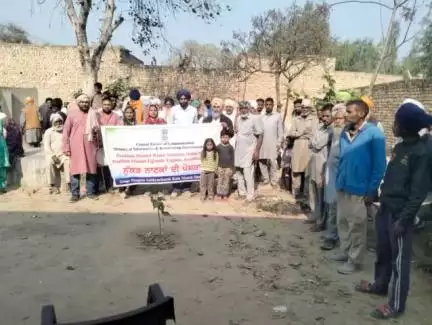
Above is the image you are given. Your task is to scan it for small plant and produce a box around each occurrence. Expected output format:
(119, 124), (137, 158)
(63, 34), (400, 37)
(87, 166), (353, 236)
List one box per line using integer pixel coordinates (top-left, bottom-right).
(150, 195), (171, 235)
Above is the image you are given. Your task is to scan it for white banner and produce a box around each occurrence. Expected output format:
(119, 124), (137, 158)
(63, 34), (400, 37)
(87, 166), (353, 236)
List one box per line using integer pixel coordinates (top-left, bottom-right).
(101, 124), (222, 186)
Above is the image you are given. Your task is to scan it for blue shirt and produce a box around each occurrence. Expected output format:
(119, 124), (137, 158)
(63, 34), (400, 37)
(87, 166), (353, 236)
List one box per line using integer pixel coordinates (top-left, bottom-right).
(336, 122), (386, 197)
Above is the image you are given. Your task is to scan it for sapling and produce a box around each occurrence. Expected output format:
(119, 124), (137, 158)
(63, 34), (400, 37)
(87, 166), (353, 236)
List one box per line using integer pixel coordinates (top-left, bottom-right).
(150, 195), (171, 235)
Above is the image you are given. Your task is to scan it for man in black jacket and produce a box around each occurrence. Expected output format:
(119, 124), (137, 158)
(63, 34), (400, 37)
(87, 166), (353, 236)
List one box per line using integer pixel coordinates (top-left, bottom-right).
(202, 98), (234, 137)
(355, 100), (432, 320)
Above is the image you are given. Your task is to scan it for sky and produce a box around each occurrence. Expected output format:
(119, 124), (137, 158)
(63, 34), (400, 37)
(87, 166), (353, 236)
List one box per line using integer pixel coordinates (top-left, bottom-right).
(0, 0), (419, 64)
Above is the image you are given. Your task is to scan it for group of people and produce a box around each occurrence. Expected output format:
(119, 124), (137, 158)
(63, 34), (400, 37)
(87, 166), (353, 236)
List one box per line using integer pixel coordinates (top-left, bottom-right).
(284, 95), (432, 320)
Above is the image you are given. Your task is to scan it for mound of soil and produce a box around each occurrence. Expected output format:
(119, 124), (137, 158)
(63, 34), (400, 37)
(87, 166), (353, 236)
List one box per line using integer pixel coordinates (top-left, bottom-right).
(136, 231), (177, 250)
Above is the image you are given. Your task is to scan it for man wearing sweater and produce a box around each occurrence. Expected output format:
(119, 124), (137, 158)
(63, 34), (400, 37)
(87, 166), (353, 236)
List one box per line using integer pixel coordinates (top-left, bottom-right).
(329, 99), (387, 275)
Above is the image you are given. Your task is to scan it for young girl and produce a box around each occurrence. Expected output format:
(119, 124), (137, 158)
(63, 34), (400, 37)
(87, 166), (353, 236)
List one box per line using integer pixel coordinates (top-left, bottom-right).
(119, 106), (137, 198)
(216, 129), (234, 199)
(280, 137), (294, 192)
(200, 138), (218, 201)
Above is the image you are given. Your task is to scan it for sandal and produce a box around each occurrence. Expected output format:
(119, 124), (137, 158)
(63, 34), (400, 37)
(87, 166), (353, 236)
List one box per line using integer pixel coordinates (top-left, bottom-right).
(355, 280), (387, 296)
(370, 304), (401, 319)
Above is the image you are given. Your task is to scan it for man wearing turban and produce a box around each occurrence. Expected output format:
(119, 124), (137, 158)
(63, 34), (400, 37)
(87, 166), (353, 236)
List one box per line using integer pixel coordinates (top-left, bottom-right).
(171, 88), (198, 197)
(44, 113), (70, 194)
(62, 94), (99, 202)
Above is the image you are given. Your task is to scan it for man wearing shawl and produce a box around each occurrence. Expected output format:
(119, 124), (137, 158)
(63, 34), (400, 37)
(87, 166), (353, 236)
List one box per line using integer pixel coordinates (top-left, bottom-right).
(63, 94), (99, 202)
(44, 113), (70, 194)
(171, 88), (198, 197)
(4, 117), (24, 187)
(21, 97), (42, 147)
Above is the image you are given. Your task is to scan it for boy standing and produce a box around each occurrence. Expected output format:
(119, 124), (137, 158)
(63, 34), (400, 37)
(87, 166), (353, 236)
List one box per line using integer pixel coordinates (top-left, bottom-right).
(355, 100), (432, 319)
(217, 129), (235, 199)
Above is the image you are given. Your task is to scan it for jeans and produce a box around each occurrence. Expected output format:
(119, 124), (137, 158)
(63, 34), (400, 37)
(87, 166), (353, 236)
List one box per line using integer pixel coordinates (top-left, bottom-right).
(71, 174), (97, 197)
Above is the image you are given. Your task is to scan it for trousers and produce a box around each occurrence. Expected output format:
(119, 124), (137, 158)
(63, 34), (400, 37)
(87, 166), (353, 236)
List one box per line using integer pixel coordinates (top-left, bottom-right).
(200, 171), (216, 199)
(337, 191), (367, 264)
(236, 165), (255, 200)
(323, 202), (339, 242)
(374, 206), (412, 313)
(308, 179), (324, 223)
(48, 159), (71, 187)
(71, 174), (97, 197)
(259, 159), (278, 186)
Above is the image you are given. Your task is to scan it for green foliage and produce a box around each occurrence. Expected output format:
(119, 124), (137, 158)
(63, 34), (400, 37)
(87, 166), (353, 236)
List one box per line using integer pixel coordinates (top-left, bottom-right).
(150, 195), (171, 235)
(105, 78), (133, 98)
(418, 21), (432, 79)
(331, 38), (380, 73)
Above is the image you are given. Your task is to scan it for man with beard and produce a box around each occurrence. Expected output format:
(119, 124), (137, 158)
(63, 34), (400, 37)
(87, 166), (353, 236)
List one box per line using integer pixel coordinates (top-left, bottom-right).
(306, 104), (333, 232)
(96, 96), (122, 193)
(203, 97), (234, 137)
(63, 94), (99, 202)
(235, 101), (263, 202)
(256, 98), (265, 115)
(171, 89), (198, 197)
(288, 99), (319, 201)
(328, 99), (386, 275)
(258, 97), (283, 188)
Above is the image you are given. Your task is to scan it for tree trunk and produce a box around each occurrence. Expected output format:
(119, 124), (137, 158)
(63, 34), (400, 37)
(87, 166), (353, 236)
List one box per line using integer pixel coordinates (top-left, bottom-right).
(82, 62), (98, 95)
(368, 8), (397, 95)
(275, 72), (281, 106)
(282, 86), (291, 126)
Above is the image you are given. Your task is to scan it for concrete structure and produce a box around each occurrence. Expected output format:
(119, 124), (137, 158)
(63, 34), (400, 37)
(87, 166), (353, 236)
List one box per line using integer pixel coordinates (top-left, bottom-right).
(0, 43), (402, 104)
(353, 79), (432, 148)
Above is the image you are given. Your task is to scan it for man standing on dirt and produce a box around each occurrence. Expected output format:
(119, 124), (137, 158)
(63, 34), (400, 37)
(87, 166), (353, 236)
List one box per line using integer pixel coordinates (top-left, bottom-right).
(328, 99), (386, 275)
(235, 101), (263, 202)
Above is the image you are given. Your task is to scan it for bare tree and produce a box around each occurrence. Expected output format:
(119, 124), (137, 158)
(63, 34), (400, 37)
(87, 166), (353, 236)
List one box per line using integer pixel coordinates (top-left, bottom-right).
(0, 23), (31, 44)
(36, 0), (230, 94)
(222, 2), (330, 122)
(330, 0), (426, 94)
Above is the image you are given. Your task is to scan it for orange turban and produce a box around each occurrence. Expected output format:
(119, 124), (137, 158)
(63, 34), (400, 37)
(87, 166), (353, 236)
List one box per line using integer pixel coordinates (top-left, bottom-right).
(361, 96), (374, 110)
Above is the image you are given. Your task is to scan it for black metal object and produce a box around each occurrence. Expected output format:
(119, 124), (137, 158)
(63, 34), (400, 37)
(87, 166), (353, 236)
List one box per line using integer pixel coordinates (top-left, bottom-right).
(41, 283), (175, 325)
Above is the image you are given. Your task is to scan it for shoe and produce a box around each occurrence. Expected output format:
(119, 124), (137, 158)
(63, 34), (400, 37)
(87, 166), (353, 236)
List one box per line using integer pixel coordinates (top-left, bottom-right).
(87, 194), (99, 200)
(337, 260), (358, 275)
(320, 240), (336, 251)
(327, 251), (348, 262)
(309, 224), (325, 232)
(69, 196), (80, 203)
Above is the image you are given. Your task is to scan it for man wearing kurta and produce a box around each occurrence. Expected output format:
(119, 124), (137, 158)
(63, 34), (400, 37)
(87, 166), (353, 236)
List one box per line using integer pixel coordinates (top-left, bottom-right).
(321, 105), (346, 251)
(63, 94), (99, 202)
(44, 113), (70, 194)
(259, 97), (283, 187)
(306, 104), (333, 231)
(96, 96), (123, 193)
(288, 99), (319, 199)
(21, 97), (42, 147)
(235, 101), (264, 202)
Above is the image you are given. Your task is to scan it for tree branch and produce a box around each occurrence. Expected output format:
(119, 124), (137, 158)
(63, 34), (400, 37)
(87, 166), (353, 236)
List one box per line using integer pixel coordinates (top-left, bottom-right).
(329, 0), (394, 10)
(91, 0), (125, 68)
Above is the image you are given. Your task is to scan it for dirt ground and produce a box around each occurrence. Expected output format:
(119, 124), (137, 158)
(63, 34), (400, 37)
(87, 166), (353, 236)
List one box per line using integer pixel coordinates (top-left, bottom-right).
(1, 186), (432, 325)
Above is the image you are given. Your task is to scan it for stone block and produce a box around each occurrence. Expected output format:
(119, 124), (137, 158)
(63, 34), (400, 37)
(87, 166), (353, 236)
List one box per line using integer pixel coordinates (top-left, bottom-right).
(20, 148), (48, 188)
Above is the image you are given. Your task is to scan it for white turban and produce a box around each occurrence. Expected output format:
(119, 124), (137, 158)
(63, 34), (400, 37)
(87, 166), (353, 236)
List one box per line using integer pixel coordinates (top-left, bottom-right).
(76, 94), (90, 102)
(50, 113), (63, 123)
(151, 98), (161, 106)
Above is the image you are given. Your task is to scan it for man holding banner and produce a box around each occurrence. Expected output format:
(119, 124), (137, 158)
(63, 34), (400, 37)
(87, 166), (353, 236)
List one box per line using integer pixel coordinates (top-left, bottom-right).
(171, 89), (198, 198)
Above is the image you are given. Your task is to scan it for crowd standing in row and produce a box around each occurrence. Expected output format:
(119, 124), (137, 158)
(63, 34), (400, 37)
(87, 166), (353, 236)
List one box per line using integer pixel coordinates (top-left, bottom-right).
(1, 83), (432, 320)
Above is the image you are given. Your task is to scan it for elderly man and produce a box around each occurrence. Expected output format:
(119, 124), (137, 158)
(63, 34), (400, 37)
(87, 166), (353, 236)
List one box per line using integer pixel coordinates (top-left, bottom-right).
(288, 99), (319, 200)
(63, 94), (99, 202)
(203, 97), (234, 136)
(235, 101), (264, 202)
(259, 97), (283, 188)
(171, 89), (198, 197)
(321, 104), (346, 251)
(329, 99), (386, 275)
(44, 113), (70, 194)
(307, 104), (334, 231)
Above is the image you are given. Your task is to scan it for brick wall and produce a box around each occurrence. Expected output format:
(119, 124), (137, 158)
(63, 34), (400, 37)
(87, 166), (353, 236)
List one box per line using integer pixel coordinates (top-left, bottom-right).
(354, 79), (432, 148)
(0, 42), (402, 107)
